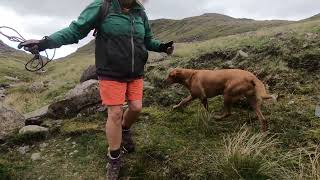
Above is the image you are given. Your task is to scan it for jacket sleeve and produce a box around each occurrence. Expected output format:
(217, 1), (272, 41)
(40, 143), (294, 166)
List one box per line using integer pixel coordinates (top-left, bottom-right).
(144, 15), (162, 52)
(48, 0), (102, 47)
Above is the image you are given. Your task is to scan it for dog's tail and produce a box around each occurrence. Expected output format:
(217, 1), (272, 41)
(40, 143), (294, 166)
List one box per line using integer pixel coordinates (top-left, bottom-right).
(251, 78), (273, 100)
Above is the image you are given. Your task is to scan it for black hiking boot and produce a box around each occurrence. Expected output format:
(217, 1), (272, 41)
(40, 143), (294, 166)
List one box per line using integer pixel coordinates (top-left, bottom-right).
(121, 129), (135, 154)
(106, 154), (121, 180)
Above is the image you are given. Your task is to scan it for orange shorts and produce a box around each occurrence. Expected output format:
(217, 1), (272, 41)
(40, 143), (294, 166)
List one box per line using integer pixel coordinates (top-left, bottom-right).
(99, 79), (144, 106)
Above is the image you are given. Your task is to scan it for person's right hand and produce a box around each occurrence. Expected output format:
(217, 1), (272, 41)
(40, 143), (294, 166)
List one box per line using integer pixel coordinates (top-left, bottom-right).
(18, 38), (50, 54)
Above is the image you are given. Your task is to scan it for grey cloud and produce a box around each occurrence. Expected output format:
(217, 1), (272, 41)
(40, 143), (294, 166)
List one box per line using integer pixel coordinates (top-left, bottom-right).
(2, 0), (319, 21)
(1, 0), (92, 18)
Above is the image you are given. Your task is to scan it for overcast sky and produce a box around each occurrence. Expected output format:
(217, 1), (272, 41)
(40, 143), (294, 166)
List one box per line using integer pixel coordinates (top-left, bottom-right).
(1, 0), (320, 58)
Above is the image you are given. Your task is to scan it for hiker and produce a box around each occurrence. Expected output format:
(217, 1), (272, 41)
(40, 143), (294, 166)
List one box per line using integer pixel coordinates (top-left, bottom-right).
(19, 0), (174, 179)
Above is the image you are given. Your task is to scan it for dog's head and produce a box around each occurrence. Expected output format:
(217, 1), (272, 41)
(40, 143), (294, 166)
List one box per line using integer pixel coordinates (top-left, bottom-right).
(166, 68), (185, 85)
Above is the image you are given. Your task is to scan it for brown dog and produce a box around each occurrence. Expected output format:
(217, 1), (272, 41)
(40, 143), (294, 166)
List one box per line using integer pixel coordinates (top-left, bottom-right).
(166, 68), (273, 132)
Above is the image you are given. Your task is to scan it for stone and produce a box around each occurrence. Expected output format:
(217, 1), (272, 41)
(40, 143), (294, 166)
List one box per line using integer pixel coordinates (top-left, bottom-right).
(238, 50), (249, 58)
(0, 103), (25, 140)
(19, 125), (49, 135)
(80, 65), (98, 83)
(316, 105), (320, 118)
(48, 80), (101, 119)
(31, 153), (41, 161)
(28, 82), (46, 93)
(40, 143), (48, 149)
(288, 101), (295, 105)
(17, 146), (30, 155)
(24, 105), (49, 120)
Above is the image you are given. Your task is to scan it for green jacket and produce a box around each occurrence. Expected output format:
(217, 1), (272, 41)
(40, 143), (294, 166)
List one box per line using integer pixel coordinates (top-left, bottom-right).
(48, 0), (162, 80)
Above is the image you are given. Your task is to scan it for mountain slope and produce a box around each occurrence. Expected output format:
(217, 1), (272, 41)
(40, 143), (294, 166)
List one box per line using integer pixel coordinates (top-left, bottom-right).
(150, 13), (291, 42)
(70, 13), (291, 57)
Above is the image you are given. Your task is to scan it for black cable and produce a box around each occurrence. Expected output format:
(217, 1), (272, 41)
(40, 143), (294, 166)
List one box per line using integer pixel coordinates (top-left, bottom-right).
(0, 26), (56, 72)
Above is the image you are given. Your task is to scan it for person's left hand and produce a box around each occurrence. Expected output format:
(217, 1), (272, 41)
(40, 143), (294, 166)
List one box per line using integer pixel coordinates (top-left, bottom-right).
(160, 41), (174, 55)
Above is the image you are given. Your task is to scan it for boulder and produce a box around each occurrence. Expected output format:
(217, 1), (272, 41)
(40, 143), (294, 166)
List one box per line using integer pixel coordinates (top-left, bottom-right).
(19, 125), (49, 135)
(80, 65), (98, 83)
(48, 80), (101, 119)
(0, 103), (25, 140)
(24, 105), (49, 120)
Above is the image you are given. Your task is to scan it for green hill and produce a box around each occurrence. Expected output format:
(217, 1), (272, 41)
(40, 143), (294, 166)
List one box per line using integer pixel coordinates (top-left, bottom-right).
(150, 13), (291, 42)
(1, 14), (320, 179)
(71, 13), (290, 56)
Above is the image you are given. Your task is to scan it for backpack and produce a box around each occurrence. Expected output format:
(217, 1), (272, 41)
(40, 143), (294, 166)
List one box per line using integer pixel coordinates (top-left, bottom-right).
(93, 0), (147, 36)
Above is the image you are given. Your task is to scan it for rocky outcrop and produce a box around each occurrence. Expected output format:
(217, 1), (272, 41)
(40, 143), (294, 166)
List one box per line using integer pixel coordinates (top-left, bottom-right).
(0, 103), (25, 141)
(48, 80), (101, 119)
(80, 65), (98, 83)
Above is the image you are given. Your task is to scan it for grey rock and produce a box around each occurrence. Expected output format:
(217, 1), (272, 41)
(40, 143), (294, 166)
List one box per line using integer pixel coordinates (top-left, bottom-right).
(48, 80), (101, 119)
(28, 82), (46, 93)
(24, 105), (49, 120)
(17, 146), (30, 155)
(316, 105), (320, 118)
(40, 143), (48, 149)
(238, 50), (249, 58)
(0, 103), (25, 140)
(19, 125), (49, 135)
(31, 153), (41, 161)
(80, 65), (98, 83)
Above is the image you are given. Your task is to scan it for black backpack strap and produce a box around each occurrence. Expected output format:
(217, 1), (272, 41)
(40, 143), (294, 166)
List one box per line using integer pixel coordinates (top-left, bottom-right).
(93, 0), (111, 37)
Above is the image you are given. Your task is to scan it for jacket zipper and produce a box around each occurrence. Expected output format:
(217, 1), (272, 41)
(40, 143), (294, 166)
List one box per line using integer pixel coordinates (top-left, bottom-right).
(130, 15), (135, 73)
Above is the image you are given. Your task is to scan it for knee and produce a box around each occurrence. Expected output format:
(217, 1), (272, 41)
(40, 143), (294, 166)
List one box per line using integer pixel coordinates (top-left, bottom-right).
(129, 102), (142, 113)
(108, 107), (123, 123)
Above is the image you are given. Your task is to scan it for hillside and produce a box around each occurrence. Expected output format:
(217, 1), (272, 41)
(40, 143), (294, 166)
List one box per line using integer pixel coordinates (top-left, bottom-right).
(69, 13), (290, 57)
(150, 13), (291, 42)
(0, 40), (34, 84)
(1, 14), (320, 179)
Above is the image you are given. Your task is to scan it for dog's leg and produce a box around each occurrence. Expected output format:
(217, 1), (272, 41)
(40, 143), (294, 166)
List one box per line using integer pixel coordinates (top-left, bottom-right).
(201, 98), (209, 111)
(173, 95), (195, 109)
(214, 96), (232, 120)
(249, 97), (268, 132)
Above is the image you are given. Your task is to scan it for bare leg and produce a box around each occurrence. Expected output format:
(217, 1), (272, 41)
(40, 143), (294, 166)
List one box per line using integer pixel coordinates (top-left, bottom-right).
(249, 97), (268, 132)
(106, 106), (123, 151)
(173, 95), (195, 109)
(122, 100), (142, 129)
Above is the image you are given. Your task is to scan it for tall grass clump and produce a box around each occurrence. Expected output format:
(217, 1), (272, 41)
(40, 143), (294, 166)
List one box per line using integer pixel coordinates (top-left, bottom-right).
(216, 126), (292, 180)
(295, 147), (320, 180)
